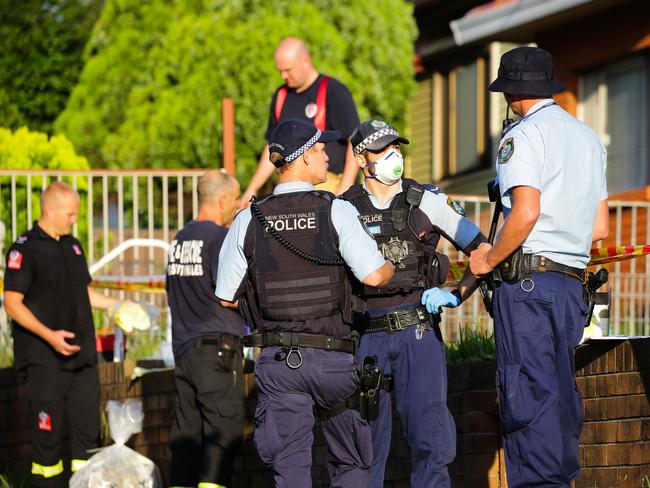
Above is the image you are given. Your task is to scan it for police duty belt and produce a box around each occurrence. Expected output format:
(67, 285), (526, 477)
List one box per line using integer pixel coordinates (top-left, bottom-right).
(361, 306), (435, 334)
(242, 331), (355, 354)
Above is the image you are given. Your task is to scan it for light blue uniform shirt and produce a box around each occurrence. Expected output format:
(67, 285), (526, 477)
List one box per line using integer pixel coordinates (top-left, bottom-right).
(362, 181), (481, 250)
(496, 99), (608, 268)
(216, 181), (386, 302)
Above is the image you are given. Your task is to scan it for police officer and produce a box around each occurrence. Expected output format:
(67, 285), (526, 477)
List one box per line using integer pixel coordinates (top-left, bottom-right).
(4, 182), (124, 487)
(469, 47), (609, 488)
(166, 170), (245, 488)
(216, 118), (394, 488)
(344, 119), (485, 487)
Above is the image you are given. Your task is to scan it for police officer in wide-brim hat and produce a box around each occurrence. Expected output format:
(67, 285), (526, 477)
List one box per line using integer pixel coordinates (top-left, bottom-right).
(216, 118), (394, 487)
(470, 46), (610, 488)
(488, 46), (565, 95)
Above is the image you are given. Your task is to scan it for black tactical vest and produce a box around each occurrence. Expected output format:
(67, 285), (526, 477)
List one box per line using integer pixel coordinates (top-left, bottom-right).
(242, 190), (352, 337)
(343, 179), (450, 311)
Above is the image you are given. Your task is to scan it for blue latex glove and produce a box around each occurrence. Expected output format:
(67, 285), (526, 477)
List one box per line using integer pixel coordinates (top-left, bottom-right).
(421, 287), (461, 314)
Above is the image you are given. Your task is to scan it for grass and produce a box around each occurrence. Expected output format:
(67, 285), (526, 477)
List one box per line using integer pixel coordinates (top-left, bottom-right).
(643, 475), (650, 488)
(0, 471), (30, 488)
(445, 325), (496, 364)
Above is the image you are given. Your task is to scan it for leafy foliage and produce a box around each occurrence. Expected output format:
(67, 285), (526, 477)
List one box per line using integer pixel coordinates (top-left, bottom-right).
(445, 326), (496, 364)
(0, 127), (90, 250)
(55, 0), (417, 182)
(0, 0), (103, 134)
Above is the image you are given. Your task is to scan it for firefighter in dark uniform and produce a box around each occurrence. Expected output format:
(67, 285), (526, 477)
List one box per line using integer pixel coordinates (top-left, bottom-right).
(4, 182), (123, 487)
(166, 170), (245, 488)
(469, 47), (609, 488)
(343, 120), (486, 488)
(216, 118), (394, 488)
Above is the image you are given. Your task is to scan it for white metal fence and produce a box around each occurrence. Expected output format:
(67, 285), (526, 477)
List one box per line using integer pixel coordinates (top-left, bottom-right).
(1, 170), (649, 342)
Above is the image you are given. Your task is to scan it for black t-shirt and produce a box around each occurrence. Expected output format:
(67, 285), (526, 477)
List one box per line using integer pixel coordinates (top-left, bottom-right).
(265, 74), (360, 174)
(166, 220), (245, 361)
(4, 224), (96, 371)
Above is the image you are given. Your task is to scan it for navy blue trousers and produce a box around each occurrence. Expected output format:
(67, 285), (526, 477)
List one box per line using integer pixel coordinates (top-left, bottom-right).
(493, 271), (587, 488)
(357, 322), (455, 488)
(254, 347), (372, 488)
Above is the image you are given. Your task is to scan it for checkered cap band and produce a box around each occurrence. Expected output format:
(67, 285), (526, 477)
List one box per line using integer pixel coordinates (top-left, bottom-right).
(286, 129), (321, 162)
(353, 128), (399, 155)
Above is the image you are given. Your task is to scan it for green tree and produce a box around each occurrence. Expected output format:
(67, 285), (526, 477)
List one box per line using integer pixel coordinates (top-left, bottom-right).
(55, 0), (417, 183)
(0, 127), (90, 251)
(0, 0), (103, 134)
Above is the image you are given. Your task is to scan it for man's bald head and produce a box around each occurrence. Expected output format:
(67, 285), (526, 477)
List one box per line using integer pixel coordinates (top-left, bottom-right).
(39, 182), (80, 239)
(41, 181), (79, 211)
(275, 37), (311, 62)
(197, 170), (237, 205)
(274, 37), (317, 91)
(197, 170), (241, 226)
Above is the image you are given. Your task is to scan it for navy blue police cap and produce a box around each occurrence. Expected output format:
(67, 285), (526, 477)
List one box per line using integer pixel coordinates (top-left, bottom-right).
(488, 47), (565, 96)
(268, 119), (341, 168)
(350, 119), (409, 156)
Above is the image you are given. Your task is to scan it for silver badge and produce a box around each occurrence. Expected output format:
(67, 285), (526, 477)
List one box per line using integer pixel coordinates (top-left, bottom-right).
(380, 236), (411, 269)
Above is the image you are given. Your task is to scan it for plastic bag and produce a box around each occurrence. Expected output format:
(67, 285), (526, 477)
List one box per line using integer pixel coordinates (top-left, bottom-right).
(109, 301), (159, 333)
(69, 399), (162, 488)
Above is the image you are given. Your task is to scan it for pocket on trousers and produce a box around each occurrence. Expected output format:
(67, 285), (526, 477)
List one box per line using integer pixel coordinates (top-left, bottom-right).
(497, 364), (535, 435)
(431, 403), (456, 466)
(351, 411), (373, 468)
(215, 398), (243, 419)
(321, 356), (355, 374)
(253, 396), (275, 465)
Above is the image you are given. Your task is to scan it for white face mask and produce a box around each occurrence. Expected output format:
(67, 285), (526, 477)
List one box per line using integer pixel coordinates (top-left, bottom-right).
(367, 149), (404, 185)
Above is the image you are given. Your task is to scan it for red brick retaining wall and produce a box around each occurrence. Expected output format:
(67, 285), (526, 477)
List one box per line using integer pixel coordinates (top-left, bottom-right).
(0, 339), (648, 487)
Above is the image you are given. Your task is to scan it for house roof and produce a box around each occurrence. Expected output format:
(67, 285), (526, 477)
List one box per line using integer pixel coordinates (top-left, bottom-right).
(449, 0), (628, 46)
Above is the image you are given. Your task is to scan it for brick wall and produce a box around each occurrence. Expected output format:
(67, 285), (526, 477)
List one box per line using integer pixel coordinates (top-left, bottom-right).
(1, 339), (648, 487)
(575, 339), (650, 488)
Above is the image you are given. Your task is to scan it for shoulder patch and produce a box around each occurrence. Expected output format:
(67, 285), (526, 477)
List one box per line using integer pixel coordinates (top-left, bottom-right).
(423, 184), (441, 195)
(8, 250), (23, 270)
(16, 235), (28, 245)
(498, 137), (514, 164)
(447, 197), (466, 216)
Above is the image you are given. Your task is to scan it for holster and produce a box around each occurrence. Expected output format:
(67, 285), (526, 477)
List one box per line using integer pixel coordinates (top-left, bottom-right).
(498, 247), (523, 283)
(316, 355), (390, 422)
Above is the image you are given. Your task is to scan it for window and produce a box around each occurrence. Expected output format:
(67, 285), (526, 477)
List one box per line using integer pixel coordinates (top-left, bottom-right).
(408, 55), (489, 184)
(579, 55), (649, 194)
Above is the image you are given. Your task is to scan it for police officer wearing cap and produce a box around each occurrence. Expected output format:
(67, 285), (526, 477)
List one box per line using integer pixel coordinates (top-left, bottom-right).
(469, 47), (609, 488)
(343, 119), (485, 487)
(216, 118), (394, 488)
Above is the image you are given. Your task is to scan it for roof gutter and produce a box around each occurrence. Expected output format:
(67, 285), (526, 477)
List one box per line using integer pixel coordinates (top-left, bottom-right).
(449, 0), (594, 46)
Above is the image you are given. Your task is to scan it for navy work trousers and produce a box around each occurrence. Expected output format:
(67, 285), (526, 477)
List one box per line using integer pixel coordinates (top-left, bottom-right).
(170, 337), (244, 487)
(254, 346), (371, 488)
(493, 271), (587, 488)
(357, 322), (455, 488)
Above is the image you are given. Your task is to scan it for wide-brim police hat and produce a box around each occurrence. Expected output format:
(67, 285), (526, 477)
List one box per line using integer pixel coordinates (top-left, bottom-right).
(488, 47), (565, 96)
(268, 119), (341, 168)
(351, 119), (409, 156)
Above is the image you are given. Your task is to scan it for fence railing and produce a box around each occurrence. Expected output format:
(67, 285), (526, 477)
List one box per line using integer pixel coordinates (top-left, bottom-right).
(1, 170), (649, 342)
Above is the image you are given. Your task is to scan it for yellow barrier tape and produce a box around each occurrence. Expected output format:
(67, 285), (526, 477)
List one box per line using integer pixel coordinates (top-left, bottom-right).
(1, 244), (648, 295)
(89, 275), (166, 294)
(448, 244), (650, 281)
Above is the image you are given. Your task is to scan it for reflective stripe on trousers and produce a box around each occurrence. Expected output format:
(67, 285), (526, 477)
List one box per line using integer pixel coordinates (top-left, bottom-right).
(31, 460), (63, 478)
